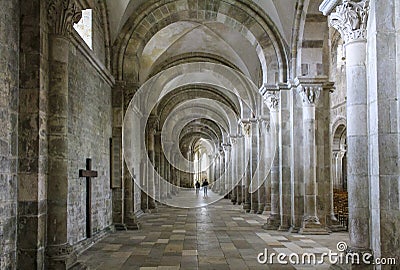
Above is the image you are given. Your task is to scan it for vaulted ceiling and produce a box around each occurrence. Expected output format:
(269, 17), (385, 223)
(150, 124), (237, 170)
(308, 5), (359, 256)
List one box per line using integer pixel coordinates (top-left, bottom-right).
(107, 0), (297, 44)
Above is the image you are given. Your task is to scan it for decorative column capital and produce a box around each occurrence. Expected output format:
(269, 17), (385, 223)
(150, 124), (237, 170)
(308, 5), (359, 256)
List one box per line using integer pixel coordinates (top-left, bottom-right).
(294, 77), (334, 106)
(48, 0), (82, 36)
(239, 119), (252, 137)
(298, 86), (322, 106)
(222, 143), (232, 152)
(260, 84), (280, 111)
(326, 0), (370, 44)
(229, 135), (238, 145)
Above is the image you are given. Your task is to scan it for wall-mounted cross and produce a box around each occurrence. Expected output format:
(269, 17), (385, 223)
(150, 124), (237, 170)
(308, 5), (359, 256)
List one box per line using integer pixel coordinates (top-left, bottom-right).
(79, 158), (98, 238)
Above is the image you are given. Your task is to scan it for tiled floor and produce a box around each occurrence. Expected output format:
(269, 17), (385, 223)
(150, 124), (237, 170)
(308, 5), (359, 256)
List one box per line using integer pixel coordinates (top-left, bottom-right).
(77, 199), (349, 270)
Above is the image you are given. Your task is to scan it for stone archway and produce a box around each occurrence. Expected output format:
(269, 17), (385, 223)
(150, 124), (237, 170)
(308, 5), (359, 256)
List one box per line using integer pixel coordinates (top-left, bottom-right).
(332, 123), (347, 191)
(332, 123), (348, 230)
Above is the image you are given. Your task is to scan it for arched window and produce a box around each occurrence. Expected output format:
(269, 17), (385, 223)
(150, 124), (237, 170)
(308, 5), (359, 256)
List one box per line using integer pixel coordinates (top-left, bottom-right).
(73, 9), (93, 49)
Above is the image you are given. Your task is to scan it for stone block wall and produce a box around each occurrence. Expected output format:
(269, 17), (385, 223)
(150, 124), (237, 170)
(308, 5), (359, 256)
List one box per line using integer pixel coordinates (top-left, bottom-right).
(329, 34), (346, 129)
(67, 45), (112, 244)
(92, 6), (107, 66)
(0, 0), (19, 269)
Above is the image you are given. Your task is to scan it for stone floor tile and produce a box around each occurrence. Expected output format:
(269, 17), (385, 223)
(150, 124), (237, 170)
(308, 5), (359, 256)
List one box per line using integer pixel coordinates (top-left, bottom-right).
(77, 199), (349, 270)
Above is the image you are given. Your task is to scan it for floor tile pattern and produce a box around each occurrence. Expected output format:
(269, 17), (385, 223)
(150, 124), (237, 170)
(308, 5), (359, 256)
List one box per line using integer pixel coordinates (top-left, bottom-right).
(77, 199), (349, 270)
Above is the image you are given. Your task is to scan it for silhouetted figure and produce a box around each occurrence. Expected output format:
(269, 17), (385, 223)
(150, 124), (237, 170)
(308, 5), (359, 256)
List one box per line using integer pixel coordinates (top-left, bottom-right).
(195, 180), (200, 196)
(202, 179), (209, 197)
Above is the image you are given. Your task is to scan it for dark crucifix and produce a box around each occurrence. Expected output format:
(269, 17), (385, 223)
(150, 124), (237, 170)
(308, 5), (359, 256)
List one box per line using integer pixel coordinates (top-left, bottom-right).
(79, 158), (98, 238)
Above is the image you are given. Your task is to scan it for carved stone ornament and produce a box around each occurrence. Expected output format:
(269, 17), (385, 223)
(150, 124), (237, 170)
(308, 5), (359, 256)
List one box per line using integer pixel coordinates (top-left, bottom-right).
(230, 136), (238, 145)
(48, 0), (82, 35)
(298, 85), (322, 105)
(329, 0), (370, 43)
(242, 122), (251, 137)
(265, 91), (280, 111)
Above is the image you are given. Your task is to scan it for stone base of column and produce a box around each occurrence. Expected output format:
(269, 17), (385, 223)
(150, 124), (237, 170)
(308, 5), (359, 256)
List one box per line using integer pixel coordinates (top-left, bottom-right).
(145, 207), (158, 214)
(327, 214), (347, 232)
(289, 226), (300, 233)
(148, 199), (157, 210)
(243, 202), (251, 213)
(46, 243), (82, 270)
(299, 216), (329, 235)
(257, 204), (265, 214)
(262, 203), (271, 215)
(277, 225), (291, 232)
(262, 214), (280, 230)
(249, 202), (258, 214)
(231, 193), (237, 204)
(125, 216), (140, 230)
(114, 223), (128, 231)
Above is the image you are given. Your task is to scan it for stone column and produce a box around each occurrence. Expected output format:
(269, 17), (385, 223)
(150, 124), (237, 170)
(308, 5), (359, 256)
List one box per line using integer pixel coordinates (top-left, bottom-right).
(146, 118), (157, 210)
(46, 1), (81, 268)
(218, 147), (225, 194)
(236, 135), (245, 205)
(260, 117), (271, 213)
(241, 120), (252, 212)
(111, 81), (124, 227)
(18, 0), (45, 268)
(250, 118), (259, 213)
(230, 136), (238, 204)
(154, 132), (162, 202)
(321, 0), (371, 256)
(163, 141), (174, 198)
(123, 83), (140, 230)
(212, 152), (219, 192)
(277, 83), (292, 231)
(262, 90), (281, 229)
(257, 117), (269, 214)
(223, 143), (231, 196)
(295, 79), (329, 234)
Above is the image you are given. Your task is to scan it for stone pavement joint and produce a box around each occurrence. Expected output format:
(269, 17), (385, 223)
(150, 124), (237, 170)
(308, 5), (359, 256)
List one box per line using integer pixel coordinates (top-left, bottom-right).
(77, 199), (349, 270)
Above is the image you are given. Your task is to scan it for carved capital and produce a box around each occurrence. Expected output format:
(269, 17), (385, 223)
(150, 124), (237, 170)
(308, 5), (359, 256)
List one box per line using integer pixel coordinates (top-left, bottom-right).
(229, 135), (238, 145)
(242, 121), (251, 137)
(294, 77), (334, 106)
(329, 0), (370, 43)
(48, 0), (82, 36)
(265, 91), (280, 111)
(222, 143), (232, 152)
(298, 85), (322, 105)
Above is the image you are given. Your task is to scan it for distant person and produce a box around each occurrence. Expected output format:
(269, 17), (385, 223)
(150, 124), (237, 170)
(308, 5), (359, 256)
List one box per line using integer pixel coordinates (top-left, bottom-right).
(202, 179), (209, 197)
(195, 180), (200, 196)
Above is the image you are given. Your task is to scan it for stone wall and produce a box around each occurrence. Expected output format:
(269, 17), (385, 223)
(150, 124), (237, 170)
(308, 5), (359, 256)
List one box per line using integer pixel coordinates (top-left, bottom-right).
(67, 44), (112, 244)
(0, 0), (19, 269)
(329, 32), (346, 130)
(92, 6), (107, 66)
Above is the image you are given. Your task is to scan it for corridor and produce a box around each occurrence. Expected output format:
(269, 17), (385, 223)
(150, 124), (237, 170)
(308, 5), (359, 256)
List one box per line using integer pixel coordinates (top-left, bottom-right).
(77, 199), (348, 270)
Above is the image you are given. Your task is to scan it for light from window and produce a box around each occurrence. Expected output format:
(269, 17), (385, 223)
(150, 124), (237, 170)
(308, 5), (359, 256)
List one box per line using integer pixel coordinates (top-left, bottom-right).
(73, 9), (93, 49)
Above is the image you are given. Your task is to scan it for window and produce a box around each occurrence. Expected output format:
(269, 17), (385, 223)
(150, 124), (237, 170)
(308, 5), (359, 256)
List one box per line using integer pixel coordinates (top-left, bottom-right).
(73, 9), (93, 49)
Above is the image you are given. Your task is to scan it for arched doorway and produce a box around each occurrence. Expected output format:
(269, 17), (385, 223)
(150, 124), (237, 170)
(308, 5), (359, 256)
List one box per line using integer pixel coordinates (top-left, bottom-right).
(332, 123), (348, 230)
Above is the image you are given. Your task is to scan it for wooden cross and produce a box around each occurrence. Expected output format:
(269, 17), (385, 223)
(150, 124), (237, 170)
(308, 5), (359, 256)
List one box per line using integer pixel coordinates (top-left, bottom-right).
(79, 158), (98, 238)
